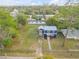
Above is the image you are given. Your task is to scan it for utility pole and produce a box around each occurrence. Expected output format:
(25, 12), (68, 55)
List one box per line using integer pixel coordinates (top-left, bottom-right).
(47, 36), (52, 51)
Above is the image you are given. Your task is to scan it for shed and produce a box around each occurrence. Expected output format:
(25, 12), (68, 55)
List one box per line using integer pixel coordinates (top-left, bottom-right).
(38, 26), (57, 39)
(61, 29), (79, 40)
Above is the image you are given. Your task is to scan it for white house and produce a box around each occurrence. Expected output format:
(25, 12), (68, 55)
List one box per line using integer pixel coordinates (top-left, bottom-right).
(45, 15), (55, 19)
(10, 9), (19, 18)
(27, 14), (54, 20)
(36, 15), (54, 20)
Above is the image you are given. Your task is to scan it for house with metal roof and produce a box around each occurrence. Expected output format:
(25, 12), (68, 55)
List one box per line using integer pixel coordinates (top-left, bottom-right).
(61, 29), (79, 40)
(38, 26), (57, 39)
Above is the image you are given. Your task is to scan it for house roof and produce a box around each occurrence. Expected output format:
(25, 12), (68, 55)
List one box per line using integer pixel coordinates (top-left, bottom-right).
(38, 26), (57, 30)
(61, 29), (79, 39)
(28, 19), (45, 22)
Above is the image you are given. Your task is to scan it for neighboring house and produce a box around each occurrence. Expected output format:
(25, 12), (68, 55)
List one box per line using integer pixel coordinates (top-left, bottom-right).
(27, 14), (54, 24)
(27, 19), (46, 24)
(61, 29), (79, 40)
(27, 15), (32, 19)
(10, 9), (19, 18)
(36, 15), (54, 20)
(27, 14), (54, 20)
(38, 26), (57, 39)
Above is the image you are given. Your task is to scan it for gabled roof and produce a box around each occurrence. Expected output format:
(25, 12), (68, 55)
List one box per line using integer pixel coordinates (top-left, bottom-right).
(38, 26), (57, 30)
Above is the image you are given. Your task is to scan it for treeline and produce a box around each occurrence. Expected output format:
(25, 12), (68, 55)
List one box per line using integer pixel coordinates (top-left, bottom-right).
(46, 6), (79, 29)
(0, 8), (28, 48)
(0, 5), (79, 48)
(0, 5), (58, 15)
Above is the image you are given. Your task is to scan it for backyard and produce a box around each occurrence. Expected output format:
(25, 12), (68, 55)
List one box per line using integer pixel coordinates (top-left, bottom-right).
(0, 24), (79, 58)
(0, 4), (79, 58)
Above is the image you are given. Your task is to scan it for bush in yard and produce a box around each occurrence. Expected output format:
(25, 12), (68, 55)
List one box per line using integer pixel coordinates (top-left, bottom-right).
(16, 13), (27, 26)
(43, 55), (54, 59)
(9, 28), (18, 38)
(2, 37), (13, 47)
(46, 17), (58, 26)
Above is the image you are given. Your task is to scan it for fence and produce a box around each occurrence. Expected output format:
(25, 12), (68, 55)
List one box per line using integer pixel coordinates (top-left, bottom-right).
(0, 48), (36, 56)
(43, 49), (79, 58)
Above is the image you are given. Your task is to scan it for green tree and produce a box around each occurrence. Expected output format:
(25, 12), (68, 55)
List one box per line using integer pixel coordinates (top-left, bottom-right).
(0, 9), (17, 39)
(59, 6), (79, 47)
(16, 13), (27, 26)
(0, 9), (18, 48)
(46, 17), (58, 26)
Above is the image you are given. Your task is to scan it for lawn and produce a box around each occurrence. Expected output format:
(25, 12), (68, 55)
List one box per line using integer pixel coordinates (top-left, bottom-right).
(42, 33), (79, 58)
(0, 24), (79, 57)
(12, 24), (41, 49)
(42, 33), (79, 50)
(0, 24), (41, 56)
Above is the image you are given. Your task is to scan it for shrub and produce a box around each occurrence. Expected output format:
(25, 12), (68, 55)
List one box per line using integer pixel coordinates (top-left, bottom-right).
(9, 28), (18, 38)
(2, 37), (13, 47)
(36, 55), (54, 59)
(17, 13), (26, 26)
(43, 55), (54, 59)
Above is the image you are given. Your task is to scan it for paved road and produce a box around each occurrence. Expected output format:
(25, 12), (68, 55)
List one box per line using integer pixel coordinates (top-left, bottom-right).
(55, 58), (79, 59)
(0, 56), (79, 59)
(0, 56), (34, 59)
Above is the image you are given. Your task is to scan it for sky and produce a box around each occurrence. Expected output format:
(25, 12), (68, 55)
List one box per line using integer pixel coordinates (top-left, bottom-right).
(0, 0), (78, 6)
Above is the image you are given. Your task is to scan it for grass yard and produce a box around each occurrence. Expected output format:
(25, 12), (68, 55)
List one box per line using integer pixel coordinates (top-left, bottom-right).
(42, 34), (79, 58)
(12, 25), (40, 49)
(0, 24), (41, 56)
(0, 24), (79, 57)
(42, 33), (79, 50)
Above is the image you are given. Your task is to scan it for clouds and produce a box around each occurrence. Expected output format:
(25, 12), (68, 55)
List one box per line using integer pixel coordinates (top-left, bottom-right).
(0, 0), (66, 6)
(49, 0), (67, 5)
(0, 0), (31, 6)
(49, 0), (59, 5)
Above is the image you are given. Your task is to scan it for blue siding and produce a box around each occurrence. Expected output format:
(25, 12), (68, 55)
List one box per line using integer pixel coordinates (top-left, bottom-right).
(38, 26), (57, 37)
